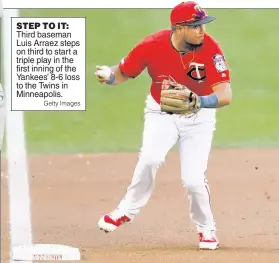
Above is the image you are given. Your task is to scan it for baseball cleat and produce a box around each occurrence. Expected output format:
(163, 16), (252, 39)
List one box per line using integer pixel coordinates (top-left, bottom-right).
(198, 230), (219, 250)
(98, 209), (133, 233)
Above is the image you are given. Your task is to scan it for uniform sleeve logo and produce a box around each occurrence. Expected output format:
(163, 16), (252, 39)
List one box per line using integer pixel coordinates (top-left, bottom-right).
(212, 54), (228, 72)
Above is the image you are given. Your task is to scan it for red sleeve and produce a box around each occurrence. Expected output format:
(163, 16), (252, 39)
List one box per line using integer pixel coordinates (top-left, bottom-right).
(206, 43), (231, 87)
(119, 40), (148, 78)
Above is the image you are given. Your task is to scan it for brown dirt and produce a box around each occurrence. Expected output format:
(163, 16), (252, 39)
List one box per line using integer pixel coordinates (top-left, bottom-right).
(1, 149), (279, 263)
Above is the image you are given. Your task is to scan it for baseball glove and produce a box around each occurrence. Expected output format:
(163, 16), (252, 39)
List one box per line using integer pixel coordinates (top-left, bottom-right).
(160, 78), (201, 115)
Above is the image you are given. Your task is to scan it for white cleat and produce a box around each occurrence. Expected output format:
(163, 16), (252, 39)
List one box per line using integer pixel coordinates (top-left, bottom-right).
(98, 209), (133, 233)
(199, 230), (219, 250)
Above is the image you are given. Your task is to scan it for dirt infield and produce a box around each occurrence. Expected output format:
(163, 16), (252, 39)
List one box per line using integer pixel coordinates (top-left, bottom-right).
(1, 149), (279, 263)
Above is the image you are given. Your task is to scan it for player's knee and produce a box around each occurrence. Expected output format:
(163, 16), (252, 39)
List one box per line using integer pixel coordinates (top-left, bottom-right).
(138, 151), (165, 167)
(181, 171), (206, 188)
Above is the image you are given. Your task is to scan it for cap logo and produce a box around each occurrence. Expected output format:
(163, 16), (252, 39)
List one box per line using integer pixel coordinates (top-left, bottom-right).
(193, 4), (206, 20)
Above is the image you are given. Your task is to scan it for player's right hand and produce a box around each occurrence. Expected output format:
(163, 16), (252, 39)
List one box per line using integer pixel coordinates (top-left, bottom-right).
(95, 65), (112, 84)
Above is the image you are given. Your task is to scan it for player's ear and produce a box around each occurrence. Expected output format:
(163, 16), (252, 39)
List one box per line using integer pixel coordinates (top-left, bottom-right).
(175, 25), (184, 35)
(200, 24), (206, 32)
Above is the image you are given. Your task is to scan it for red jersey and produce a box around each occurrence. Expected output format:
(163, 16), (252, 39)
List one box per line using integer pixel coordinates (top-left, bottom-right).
(119, 29), (230, 104)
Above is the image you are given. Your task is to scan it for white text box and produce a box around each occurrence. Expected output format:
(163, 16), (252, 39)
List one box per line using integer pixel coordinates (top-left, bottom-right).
(11, 17), (86, 111)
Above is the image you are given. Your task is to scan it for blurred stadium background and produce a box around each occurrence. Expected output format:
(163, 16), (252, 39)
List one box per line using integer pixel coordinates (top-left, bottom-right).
(5, 9), (279, 154)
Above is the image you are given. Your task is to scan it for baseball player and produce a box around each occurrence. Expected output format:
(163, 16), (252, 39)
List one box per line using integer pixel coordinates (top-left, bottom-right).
(95, 1), (232, 250)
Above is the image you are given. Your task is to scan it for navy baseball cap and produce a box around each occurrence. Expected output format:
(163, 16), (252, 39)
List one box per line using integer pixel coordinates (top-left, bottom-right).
(171, 1), (216, 27)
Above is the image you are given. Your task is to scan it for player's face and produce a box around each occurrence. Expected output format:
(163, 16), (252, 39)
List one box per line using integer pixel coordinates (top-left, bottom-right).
(183, 24), (206, 45)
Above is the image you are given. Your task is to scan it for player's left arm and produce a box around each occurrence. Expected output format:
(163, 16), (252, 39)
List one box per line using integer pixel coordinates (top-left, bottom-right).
(199, 81), (232, 109)
(199, 44), (232, 109)
(210, 81), (232, 108)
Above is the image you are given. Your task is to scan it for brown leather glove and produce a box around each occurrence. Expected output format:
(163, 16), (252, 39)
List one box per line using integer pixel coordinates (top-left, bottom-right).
(160, 79), (201, 115)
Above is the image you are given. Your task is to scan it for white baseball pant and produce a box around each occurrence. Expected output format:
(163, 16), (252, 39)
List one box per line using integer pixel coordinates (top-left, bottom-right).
(117, 95), (216, 233)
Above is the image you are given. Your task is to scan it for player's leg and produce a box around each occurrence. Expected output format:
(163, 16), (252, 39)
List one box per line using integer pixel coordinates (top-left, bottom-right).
(178, 119), (218, 249)
(98, 109), (178, 232)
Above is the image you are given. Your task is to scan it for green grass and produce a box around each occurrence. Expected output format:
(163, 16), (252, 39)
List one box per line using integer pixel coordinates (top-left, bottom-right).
(17, 9), (279, 153)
